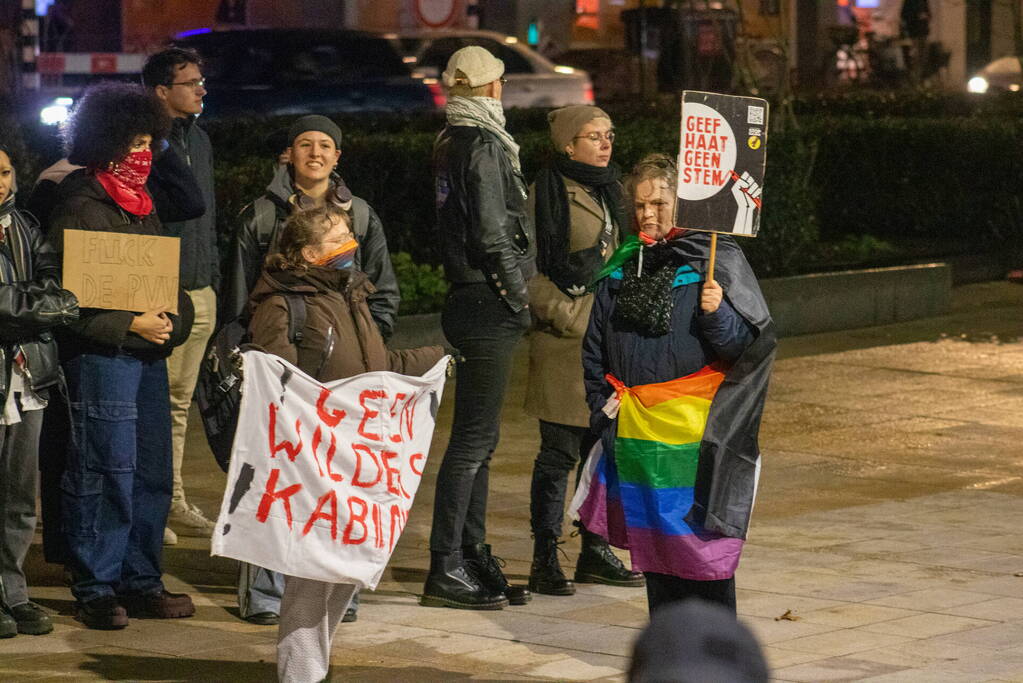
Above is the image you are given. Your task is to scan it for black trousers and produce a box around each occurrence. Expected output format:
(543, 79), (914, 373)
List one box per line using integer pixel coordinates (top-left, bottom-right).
(429, 284), (529, 554)
(530, 420), (596, 537)
(644, 572), (737, 615)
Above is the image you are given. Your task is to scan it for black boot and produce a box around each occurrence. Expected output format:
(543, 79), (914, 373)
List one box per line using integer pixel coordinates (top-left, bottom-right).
(462, 543), (532, 606)
(574, 528), (645, 587)
(421, 550), (509, 610)
(528, 532), (576, 596)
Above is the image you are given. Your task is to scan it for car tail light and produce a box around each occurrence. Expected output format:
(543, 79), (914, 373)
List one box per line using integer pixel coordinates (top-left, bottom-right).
(427, 81), (447, 108)
(584, 84), (595, 103)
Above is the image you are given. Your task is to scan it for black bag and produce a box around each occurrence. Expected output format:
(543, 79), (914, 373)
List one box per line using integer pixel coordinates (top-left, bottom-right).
(196, 293), (307, 472)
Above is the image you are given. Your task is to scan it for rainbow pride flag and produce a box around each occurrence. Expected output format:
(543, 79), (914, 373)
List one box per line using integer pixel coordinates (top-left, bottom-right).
(576, 366), (744, 580)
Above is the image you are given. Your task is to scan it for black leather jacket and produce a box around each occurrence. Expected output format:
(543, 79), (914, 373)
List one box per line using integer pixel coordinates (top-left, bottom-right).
(434, 125), (536, 313)
(0, 198), (79, 406)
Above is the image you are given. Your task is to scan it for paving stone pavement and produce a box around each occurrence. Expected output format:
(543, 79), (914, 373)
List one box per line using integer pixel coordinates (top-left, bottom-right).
(3, 281), (1023, 682)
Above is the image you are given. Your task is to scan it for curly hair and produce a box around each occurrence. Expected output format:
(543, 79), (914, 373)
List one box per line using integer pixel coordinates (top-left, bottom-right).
(624, 153), (679, 200)
(266, 205), (352, 273)
(142, 47), (203, 88)
(63, 82), (171, 169)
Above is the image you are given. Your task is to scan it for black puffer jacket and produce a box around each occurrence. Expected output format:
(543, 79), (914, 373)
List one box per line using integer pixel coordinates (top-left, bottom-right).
(222, 165), (400, 338)
(434, 125), (536, 313)
(0, 196), (79, 406)
(47, 170), (193, 360)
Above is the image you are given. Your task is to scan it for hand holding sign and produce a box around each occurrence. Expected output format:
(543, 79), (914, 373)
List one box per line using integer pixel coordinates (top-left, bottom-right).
(129, 307), (173, 344)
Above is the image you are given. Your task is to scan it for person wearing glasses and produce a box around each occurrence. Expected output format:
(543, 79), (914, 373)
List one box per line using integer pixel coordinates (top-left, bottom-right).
(421, 46), (534, 610)
(142, 48), (220, 545)
(245, 205), (443, 681)
(524, 105), (644, 596)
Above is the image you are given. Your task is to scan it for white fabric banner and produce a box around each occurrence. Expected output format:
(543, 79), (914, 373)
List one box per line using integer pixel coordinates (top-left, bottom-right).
(211, 350), (449, 589)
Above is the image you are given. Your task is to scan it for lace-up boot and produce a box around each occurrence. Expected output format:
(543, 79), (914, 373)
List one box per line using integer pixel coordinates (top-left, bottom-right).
(462, 543), (532, 605)
(528, 532), (576, 595)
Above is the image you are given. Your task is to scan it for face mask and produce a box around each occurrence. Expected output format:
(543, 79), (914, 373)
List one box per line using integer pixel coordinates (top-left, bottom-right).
(315, 236), (358, 270)
(111, 149), (153, 189)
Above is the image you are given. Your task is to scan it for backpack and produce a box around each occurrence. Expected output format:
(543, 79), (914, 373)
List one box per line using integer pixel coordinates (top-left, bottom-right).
(195, 292), (307, 473)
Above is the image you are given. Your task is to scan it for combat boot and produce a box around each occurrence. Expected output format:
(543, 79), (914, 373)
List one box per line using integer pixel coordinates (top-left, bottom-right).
(462, 543), (532, 605)
(421, 550), (508, 610)
(528, 532), (575, 596)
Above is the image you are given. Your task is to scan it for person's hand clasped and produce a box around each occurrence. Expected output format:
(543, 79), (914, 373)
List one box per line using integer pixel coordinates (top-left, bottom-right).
(130, 307), (173, 344)
(701, 279), (723, 314)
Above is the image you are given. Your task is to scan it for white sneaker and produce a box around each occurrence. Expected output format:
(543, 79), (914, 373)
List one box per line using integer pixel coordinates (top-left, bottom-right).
(168, 501), (216, 537)
(163, 526), (178, 545)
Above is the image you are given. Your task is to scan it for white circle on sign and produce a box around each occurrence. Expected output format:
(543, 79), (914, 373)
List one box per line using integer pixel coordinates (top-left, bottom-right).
(678, 102), (736, 201)
(416, 0), (458, 28)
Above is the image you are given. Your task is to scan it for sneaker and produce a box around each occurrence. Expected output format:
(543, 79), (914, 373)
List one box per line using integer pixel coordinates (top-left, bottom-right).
(122, 590), (195, 619)
(163, 526), (178, 546)
(75, 596), (128, 630)
(243, 611), (279, 625)
(10, 602), (54, 635)
(0, 605), (15, 638)
(168, 501), (216, 537)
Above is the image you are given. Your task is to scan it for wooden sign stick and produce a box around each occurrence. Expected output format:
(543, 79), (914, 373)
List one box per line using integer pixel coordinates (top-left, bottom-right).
(707, 232), (718, 282)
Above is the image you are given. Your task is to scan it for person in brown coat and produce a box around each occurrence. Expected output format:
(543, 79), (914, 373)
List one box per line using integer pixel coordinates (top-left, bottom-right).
(248, 206), (443, 382)
(246, 204), (444, 683)
(524, 105), (644, 595)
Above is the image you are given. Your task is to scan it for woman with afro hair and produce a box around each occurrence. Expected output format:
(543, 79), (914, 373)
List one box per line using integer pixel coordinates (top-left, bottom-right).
(47, 82), (196, 630)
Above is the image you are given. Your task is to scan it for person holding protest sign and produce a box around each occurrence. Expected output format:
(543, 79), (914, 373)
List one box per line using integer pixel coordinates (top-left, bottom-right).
(0, 144), (79, 638)
(524, 105), (644, 596)
(577, 154), (775, 614)
(422, 46), (534, 610)
(46, 83), (196, 630)
(223, 115), (399, 625)
(246, 205), (444, 683)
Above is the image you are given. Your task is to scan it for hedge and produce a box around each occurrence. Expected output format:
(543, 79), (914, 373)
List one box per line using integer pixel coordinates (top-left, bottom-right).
(4, 90), (1022, 311)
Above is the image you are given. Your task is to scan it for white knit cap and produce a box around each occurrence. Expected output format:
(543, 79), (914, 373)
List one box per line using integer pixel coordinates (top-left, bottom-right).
(442, 46), (505, 88)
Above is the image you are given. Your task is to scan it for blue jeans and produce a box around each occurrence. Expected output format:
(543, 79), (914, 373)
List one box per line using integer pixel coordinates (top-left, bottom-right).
(61, 353), (172, 603)
(429, 284), (530, 554)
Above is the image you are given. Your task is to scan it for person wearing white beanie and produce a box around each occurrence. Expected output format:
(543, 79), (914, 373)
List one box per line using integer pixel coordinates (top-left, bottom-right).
(421, 46), (535, 610)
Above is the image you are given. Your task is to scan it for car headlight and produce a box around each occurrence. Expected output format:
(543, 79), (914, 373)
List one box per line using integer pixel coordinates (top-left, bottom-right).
(967, 76), (989, 94)
(40, 97), (73, 126)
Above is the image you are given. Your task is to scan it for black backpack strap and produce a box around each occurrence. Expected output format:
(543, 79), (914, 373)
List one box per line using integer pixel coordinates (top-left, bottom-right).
(253, 196), (279, 252)
(280, 293), (307, 345)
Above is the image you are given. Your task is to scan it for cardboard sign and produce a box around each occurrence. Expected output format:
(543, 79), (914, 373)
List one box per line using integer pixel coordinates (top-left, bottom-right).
(211, 351), (450, 589)
(675, 91), (768, 237)
(62, 229), (180, 314)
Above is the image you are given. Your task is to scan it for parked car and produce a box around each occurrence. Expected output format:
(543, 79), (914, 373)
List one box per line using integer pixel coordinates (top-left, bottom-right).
(172, 28), (445, 117)
(396, 30), (594, 108)
(967, 56), (1023, 93)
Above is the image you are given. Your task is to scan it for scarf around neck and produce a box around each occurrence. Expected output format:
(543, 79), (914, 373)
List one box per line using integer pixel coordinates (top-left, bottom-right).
(444, 96), (521, 174)
(95, 149), (153, 216)
(534, 155), (625, 295)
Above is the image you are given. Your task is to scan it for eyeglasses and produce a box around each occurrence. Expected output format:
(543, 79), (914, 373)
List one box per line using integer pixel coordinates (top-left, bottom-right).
(168, 78), (206, 90)
(574, 130), (616, 144)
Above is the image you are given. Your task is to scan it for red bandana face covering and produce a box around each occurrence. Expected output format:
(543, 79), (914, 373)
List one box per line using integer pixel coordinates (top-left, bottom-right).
(95, 149), (154, 216)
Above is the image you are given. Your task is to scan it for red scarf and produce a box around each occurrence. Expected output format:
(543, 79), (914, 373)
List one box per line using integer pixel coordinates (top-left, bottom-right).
(95, 149), (153, 216)
(638, 227), (687, 245)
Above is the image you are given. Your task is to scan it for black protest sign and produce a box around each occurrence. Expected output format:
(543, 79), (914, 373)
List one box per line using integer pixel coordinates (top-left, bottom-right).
(675, 90), (768, 237)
